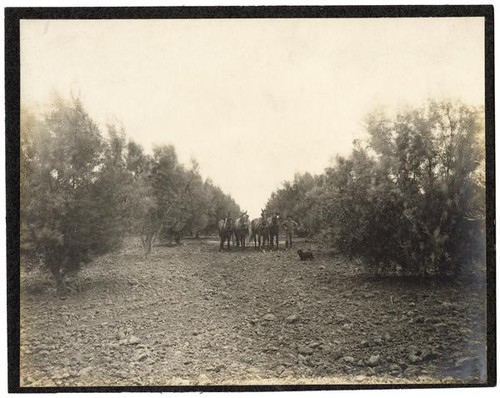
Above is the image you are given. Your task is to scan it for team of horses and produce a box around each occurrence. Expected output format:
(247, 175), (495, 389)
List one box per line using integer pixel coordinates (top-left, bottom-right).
(217, 210), (281, 252)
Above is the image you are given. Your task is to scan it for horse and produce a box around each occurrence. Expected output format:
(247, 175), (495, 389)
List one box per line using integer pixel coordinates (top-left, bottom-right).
(250, 210), (270, 249)
(217, 217), (234, 252)
(268, 212), (281, 249)
(233, 212), (250, 250)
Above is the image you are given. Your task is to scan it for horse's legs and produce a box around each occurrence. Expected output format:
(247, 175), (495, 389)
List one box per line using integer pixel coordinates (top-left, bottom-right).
(219, 236), (223, 252)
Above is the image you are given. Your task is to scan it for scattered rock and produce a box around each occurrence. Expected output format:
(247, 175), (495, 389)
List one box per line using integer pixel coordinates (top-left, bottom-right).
(366, 354), (381, 367)
(389, 364), (401, 373)
(285, 314), (299, 324)
(214, 364), (226, 372)
(365, 367), (376, 376)
(262, 313), (277, 322)
(229, 362), (240, 369)
(78, 366), (93, 376)
(169, 377), (191, 385)
(128, 336), (141, 345)
(342, 356), (356, 364)
(133, 352), (149, 362)
(197, 373), (210, 384)
(409, 353), (421, 364)
(297, 345), (314, 355)
(20, 240), (485, 385)
(280, 369), (295, 378)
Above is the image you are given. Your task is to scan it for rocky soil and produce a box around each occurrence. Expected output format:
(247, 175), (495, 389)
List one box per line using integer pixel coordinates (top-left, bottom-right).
(19, 238), (488, 387)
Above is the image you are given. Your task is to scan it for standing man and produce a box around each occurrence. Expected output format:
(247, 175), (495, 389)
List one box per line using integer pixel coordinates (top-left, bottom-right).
(283, 215), (299, 249)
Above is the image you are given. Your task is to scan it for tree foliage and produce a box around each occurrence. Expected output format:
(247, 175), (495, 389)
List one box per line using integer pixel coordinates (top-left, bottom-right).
(21, 98), (109, 286)
(265, 101), (485, 277)
(265, 172), (325, 237)
(20, 96), (241, 288)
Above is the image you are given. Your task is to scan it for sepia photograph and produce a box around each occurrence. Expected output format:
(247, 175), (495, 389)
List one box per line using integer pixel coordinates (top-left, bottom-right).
(7, 5), (494, 392)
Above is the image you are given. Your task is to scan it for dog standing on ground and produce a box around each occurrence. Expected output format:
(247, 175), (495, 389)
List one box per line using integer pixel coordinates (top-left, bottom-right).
(297, 249), (314, 261)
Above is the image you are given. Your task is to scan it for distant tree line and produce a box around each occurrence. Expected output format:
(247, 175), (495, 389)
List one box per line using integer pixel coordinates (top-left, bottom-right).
(20, 96), (240, 289)
(266, 101), (485, 277)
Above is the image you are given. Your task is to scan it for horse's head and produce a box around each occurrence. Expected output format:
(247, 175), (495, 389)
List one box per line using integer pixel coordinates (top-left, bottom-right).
(271, 212), (280, 225)
(241, 213), (250, 228)
(219, 216), (234, 232)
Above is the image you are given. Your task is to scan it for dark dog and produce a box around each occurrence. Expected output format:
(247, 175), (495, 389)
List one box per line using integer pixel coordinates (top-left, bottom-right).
(297, 249), (314, 261)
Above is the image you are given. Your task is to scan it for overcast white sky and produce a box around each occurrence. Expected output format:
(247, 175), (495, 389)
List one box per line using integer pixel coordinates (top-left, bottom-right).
(20, 17), (484, 218)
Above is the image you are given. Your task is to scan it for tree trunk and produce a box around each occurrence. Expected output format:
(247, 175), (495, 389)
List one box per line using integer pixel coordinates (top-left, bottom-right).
(141, 231), (154, 258)
(46, 256), (68, 297)
(144, 233), (153, 258)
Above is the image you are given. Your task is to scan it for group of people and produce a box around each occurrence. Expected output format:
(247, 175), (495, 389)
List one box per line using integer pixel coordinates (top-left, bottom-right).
(219, 210), (300, 250)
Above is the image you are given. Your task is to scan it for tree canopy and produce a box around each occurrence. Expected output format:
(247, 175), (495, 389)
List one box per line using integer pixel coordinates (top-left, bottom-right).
(20, 96), (241, 289)
(265, 100), (485, 277)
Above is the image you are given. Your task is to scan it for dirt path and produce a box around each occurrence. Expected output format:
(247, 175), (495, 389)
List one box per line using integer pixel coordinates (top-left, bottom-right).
(20, 238), (487, 387)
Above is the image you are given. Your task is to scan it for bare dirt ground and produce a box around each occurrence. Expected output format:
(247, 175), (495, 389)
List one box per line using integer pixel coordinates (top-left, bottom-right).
(19, 238), (487, 387)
